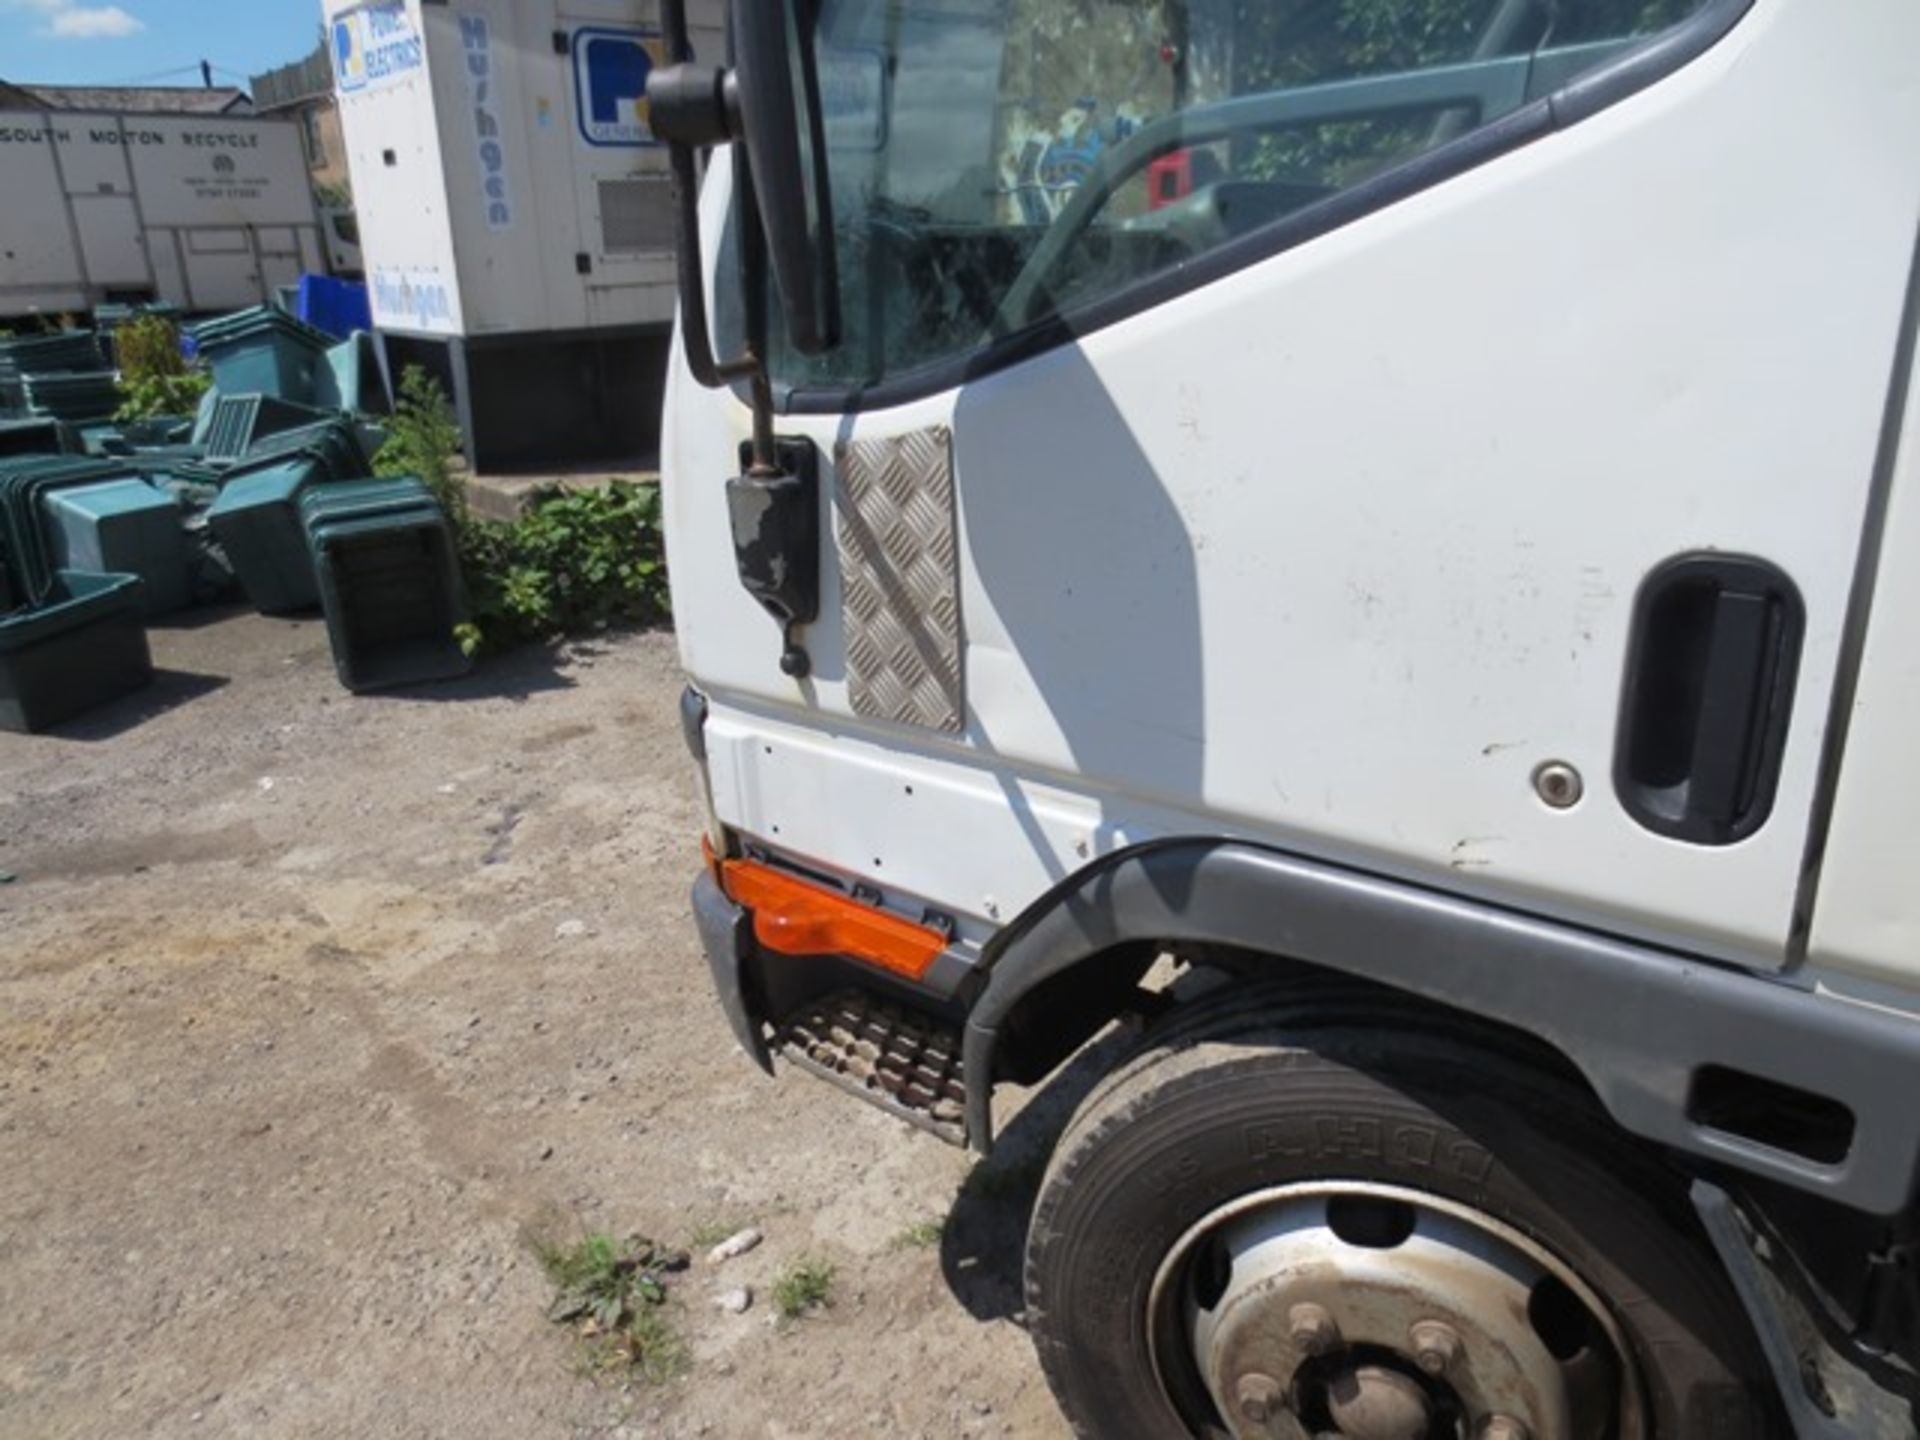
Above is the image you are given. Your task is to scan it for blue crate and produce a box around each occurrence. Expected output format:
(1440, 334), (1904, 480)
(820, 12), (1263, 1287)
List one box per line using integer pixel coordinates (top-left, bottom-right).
(296, 275), (372, 340)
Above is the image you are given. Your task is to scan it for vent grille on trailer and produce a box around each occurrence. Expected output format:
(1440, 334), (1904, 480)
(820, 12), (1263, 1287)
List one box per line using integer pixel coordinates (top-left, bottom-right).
(598, 178), (676, 255)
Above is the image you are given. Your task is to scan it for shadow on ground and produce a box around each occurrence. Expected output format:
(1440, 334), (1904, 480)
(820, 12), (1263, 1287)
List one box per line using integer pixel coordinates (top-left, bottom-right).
(146, 601), (254, 634)
(50, 669), (230, 742)
(940, 1027), (1140, 1324)
(380, 641), (596, 704)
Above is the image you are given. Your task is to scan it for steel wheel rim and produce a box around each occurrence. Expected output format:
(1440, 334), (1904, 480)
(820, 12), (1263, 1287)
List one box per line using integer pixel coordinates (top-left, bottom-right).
(1145, 1181), (1649, 1440)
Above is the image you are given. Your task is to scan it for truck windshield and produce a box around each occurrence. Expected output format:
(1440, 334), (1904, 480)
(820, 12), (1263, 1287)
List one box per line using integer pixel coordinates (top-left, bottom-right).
(737, 0), (1718, 395)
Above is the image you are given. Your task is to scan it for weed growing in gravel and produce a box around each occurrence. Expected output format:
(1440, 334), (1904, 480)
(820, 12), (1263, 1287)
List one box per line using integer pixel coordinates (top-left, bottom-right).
(772, 1256), (836, 1319)
(536, 1232), (690, 1382)
(889, 1218), (946, 1251)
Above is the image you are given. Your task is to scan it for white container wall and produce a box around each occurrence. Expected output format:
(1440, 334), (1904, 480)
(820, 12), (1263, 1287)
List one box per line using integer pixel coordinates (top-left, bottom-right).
(0, 110), (323, 317)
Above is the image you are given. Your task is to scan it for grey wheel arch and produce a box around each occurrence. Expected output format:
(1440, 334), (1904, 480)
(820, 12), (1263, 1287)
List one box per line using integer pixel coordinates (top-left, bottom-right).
(960, 839), (1920, 1217)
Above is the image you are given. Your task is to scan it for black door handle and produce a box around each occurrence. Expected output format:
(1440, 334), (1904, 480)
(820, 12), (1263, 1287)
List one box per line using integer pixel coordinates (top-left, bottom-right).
(1615, 554), (1804, 845)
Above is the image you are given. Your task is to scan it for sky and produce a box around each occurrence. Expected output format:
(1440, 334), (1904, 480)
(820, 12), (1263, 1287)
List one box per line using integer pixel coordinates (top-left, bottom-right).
(0, 0), (321, 90)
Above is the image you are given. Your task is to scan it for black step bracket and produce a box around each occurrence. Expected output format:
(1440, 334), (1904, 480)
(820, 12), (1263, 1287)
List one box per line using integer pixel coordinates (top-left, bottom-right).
(774, 988), (967, 1146)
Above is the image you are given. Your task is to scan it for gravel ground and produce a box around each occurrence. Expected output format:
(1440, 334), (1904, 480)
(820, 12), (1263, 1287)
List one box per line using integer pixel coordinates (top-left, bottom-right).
(0, 610), (1079, 1440)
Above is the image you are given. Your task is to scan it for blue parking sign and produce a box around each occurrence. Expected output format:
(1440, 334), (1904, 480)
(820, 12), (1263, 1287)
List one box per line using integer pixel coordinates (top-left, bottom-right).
(573, 26), (666, 147)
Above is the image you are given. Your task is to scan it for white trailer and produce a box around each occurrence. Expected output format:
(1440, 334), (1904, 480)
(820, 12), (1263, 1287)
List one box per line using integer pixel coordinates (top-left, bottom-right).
(324, 0), (723, 470)
(0, 110), (325, 319)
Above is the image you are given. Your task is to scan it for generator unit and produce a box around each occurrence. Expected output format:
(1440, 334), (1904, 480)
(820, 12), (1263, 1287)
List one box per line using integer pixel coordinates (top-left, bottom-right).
(324, 0), (723, 471)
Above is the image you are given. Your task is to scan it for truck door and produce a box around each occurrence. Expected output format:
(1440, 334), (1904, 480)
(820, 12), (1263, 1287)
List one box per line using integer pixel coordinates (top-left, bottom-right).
(667, 0), (1920, 969)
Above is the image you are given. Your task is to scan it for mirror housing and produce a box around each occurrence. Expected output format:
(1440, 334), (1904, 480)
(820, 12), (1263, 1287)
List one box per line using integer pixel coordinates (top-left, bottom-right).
(729, 0), (841, 355)
(647, 0), (841, 363)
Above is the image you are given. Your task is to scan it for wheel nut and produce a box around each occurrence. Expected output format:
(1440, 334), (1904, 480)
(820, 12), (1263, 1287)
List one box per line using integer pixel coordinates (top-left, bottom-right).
(1288, 1301), (1340, 1356)
(1480, 1417), (1531, 1440)
(1409, 1319), (1461, 1376)
(1235, 1372), (1285, 1424)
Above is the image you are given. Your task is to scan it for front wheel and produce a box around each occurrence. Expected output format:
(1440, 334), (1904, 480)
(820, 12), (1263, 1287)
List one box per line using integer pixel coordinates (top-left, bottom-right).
(1022, 1000), (1780, 1439)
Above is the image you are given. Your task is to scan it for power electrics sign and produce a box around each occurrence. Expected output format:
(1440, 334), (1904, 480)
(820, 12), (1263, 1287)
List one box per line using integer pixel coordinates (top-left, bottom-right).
(332, 3), (424, 95)
(572, 27), (665, 147)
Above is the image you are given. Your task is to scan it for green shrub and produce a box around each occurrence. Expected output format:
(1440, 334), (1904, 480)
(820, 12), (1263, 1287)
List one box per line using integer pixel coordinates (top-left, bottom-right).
(116, 371), (211, 421)
(372, 366), (671, 658)
(115, 314), (190, 382)
(461, 481), (670, 655)
(113, 315), (210, 420)
(374, 365), (465, 518)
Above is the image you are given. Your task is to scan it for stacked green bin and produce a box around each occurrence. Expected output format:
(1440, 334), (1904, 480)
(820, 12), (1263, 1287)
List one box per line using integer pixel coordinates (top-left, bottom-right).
(0, 455), (133, 603)
(0, 453), (153, 731)
(0, 569), (151, 733)
(0, 331), (106, 415)
(207, 455), (333, 613)
(317, 332), (386, 414)
(79, 417), (196, 459)
(241, 416), (373, 479)
(189, 308), (336, 407)
(301, 477), (470, 692)
(41, 479), (190, 616)
(0, 417), (79, 457)
(22, 371), (121, 422)
(205, 416), (374, 613)
(198, 394), (336, 462)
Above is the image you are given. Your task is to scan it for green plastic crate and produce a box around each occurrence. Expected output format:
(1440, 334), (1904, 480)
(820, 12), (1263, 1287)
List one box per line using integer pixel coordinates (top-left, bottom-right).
(0, 455), (133, 606)
(79, 420), (196, 459)
(300, 476), (441, 533)
(308, 493), (469, 693)
(40, 479), (190, 617)
(242, 417), (372, 481)
(206, 456), (331, 613)
(21, 370), (122, 422)
(189, 308), (334, 406)
(200, 394), (333, 461)
(0, 417), (78, 458)
(0, 569), (152, 733)
(317, 332), (384, 413)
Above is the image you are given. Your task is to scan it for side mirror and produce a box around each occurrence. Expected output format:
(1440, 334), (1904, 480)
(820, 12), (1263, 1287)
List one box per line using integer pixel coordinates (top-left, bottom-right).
(729, 0), (841, 355)
(647, 0), (841, 361)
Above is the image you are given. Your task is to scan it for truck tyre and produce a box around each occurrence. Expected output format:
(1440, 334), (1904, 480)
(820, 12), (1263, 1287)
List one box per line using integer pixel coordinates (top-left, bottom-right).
(1023, 994), (1780, 1439)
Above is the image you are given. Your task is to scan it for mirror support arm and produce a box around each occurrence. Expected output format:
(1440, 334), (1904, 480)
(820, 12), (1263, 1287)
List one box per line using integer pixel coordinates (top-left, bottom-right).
(651, 0), (776, 472)
(651, 0), (817, 678)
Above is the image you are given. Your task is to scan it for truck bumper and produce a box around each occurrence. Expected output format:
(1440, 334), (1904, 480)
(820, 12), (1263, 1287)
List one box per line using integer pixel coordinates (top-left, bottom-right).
(690, 869), (774, 1074)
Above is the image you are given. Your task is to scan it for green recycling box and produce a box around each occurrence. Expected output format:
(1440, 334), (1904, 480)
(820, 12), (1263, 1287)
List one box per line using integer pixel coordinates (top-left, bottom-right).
(0, 570), (152, 734)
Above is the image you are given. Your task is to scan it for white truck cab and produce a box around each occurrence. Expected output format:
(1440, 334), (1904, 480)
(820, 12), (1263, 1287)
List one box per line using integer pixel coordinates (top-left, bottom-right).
(649, 0), (1920, 1434)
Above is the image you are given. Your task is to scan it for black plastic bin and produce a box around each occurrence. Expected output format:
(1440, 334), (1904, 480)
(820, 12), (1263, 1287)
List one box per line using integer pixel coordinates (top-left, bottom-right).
(0, 569), (152, 733)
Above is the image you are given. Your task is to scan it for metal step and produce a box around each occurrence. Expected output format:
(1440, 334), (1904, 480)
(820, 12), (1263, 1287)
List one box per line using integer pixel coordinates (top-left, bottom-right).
(773, 989), (968, 1146)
